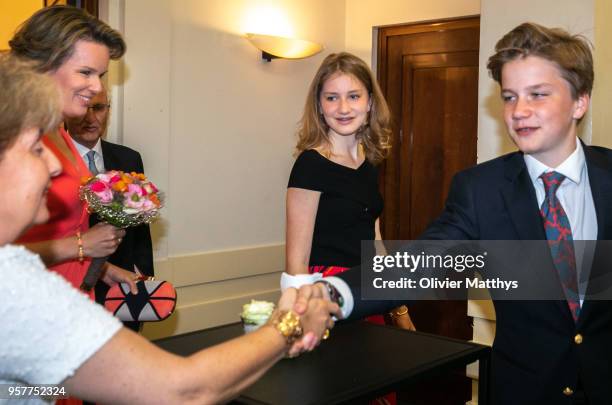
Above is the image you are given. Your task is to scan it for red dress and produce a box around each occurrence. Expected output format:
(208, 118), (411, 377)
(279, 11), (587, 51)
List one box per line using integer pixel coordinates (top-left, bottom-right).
(18, 128), (94, 300)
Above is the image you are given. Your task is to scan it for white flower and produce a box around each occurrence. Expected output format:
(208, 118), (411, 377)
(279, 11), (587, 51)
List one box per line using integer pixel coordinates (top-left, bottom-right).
(122, 207), (140, 215)
(241, 300), (275, 325)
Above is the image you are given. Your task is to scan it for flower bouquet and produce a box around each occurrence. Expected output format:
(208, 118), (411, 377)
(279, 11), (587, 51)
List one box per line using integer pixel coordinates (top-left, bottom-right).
(241, 300), (275, 332)
(79, 170), (163, 291)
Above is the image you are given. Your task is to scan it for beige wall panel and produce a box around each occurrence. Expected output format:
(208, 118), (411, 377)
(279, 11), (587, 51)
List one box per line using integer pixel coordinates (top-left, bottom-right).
(175, 271), (280, 303)
(592, 0), (612, 148)
(144, 244), (283, 337)
(169, 244), (284, 287)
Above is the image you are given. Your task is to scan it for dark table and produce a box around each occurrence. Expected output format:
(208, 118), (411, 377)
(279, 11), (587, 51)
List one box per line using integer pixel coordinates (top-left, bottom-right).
(155, 321), (490, 405)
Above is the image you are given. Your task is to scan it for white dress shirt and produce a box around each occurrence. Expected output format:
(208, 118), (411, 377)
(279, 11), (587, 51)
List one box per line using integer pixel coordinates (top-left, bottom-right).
(524, 137), (597, 241)
(71, 137), (106, 174)
(524, 137), (597, 305)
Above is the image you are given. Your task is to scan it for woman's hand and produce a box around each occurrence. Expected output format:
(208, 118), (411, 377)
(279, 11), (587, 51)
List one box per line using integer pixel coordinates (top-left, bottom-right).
(82, 223), (126, 258)
(390, 305), (416, 331)
(101, 263), (139, 294)
(277, 287), (340, 357)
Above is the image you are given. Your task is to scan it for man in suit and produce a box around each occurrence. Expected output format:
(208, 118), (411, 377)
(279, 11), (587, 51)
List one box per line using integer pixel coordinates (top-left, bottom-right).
(287, 23), (611, 404)
(66, 87), (154, 331)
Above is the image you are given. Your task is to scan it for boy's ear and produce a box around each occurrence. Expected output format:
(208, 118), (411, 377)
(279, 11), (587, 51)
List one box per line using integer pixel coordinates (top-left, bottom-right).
(573, 93), (590, 120)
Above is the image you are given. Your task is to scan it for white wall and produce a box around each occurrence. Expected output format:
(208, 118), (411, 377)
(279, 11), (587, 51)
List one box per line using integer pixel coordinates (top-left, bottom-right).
(121, 0), (344, 257)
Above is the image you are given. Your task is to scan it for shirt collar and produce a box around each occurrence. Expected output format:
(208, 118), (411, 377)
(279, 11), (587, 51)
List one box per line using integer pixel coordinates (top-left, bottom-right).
(524, 137), (585, 185)
(69, 135), (103, 159)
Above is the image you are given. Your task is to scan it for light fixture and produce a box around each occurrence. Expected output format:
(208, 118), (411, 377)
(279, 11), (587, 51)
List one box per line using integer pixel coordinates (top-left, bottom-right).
(246, 33), (323, 62)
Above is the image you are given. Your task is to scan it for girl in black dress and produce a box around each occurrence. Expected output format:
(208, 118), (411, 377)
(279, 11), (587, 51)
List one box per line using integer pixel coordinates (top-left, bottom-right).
(285, 52), (415, 327)
(285, 51), (414, 405)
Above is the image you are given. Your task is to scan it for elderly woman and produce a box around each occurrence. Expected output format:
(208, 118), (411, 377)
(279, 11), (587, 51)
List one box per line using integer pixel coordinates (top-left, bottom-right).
(10, 5), (137, 297)
(0, 54), (338, 404)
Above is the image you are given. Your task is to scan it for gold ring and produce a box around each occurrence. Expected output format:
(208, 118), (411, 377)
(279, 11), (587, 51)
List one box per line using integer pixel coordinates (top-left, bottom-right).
(322, 329), (330, 340)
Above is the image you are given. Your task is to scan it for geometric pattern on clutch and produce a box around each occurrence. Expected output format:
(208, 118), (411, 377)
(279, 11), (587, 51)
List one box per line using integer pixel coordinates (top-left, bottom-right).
(104, 280), (177, 322)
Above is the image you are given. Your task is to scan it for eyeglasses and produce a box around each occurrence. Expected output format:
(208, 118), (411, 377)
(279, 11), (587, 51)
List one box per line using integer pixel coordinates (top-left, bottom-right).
(87, 103), (111, 115)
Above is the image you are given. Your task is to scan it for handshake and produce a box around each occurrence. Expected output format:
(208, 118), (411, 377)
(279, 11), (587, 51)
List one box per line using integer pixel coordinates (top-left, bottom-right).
(274, 282), (342, 358)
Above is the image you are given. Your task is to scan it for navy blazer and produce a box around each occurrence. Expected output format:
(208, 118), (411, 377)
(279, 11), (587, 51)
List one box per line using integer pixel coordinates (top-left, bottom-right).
(92, 140), (155, 304)
(337, 143), (612, 404)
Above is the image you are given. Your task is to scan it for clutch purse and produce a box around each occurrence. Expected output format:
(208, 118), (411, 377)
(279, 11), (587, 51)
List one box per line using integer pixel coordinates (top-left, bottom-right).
(104, 279), (177, 322)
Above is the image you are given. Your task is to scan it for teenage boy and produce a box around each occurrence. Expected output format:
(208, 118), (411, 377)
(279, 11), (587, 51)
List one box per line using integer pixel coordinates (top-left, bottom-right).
(289, 22), (612, 404)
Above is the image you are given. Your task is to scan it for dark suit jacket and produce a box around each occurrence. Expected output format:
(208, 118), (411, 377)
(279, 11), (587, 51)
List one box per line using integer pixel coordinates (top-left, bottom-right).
(92, 140), (154, 307)
(338, 144), (612, 404)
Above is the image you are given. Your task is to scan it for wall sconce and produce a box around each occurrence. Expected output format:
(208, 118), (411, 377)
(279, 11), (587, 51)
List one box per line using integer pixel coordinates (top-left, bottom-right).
(246, 33), (323, 62)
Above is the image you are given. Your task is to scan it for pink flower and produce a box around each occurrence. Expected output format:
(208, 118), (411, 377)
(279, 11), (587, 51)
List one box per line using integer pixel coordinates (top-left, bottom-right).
(127, 183), (145, 196)
(123, 189), (157, 211)
(90, 181), (107, 193)
(109, 174), (122, 184)
(88, 180), (113, 203)
(95, 189), (113, 203)
(123, 189), (144, 209)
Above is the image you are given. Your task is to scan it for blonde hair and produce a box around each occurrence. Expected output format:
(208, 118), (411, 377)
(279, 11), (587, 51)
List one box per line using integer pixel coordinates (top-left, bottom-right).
(296, 52), (391, 165)
(487, 22), (593, 99)
(0, 53), (61, 158)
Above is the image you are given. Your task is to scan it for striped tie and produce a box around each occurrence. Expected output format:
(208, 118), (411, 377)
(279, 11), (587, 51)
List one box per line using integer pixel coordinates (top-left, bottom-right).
(86, 150), (99, 176)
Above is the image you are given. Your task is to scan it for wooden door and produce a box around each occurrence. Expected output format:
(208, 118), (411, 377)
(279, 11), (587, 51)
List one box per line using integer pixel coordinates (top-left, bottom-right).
(377, 17), (480, 405)
(378, 17), (479, 241)
(399, 50), (479, 238)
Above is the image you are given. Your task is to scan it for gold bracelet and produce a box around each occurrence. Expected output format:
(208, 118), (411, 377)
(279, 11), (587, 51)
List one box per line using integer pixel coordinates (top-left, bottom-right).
(389, 305), (408, 318)
(271, 310), (303, 345)
(76, 231), (84, 264)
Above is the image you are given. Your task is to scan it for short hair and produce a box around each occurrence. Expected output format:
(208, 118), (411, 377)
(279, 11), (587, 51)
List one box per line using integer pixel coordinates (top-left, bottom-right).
(296, 52), (392, 165)
(0, 53), (61, 158)
(9, 5), (126, 73)
(487, 22), (593, 99)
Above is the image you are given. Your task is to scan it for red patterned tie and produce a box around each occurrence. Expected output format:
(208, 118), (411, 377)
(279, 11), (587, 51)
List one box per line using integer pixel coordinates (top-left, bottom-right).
(539, 171), (580, 321)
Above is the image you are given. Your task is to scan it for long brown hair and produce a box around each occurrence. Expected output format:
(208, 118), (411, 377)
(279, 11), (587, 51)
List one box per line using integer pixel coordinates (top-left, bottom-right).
(296, 52), (391, 165)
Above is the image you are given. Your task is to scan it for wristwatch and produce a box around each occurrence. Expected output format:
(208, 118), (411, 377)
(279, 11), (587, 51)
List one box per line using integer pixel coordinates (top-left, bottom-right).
(316, 280), (344, 308)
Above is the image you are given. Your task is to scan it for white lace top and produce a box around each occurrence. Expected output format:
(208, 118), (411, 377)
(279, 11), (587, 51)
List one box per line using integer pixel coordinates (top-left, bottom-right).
(0, 245), (122, 404)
